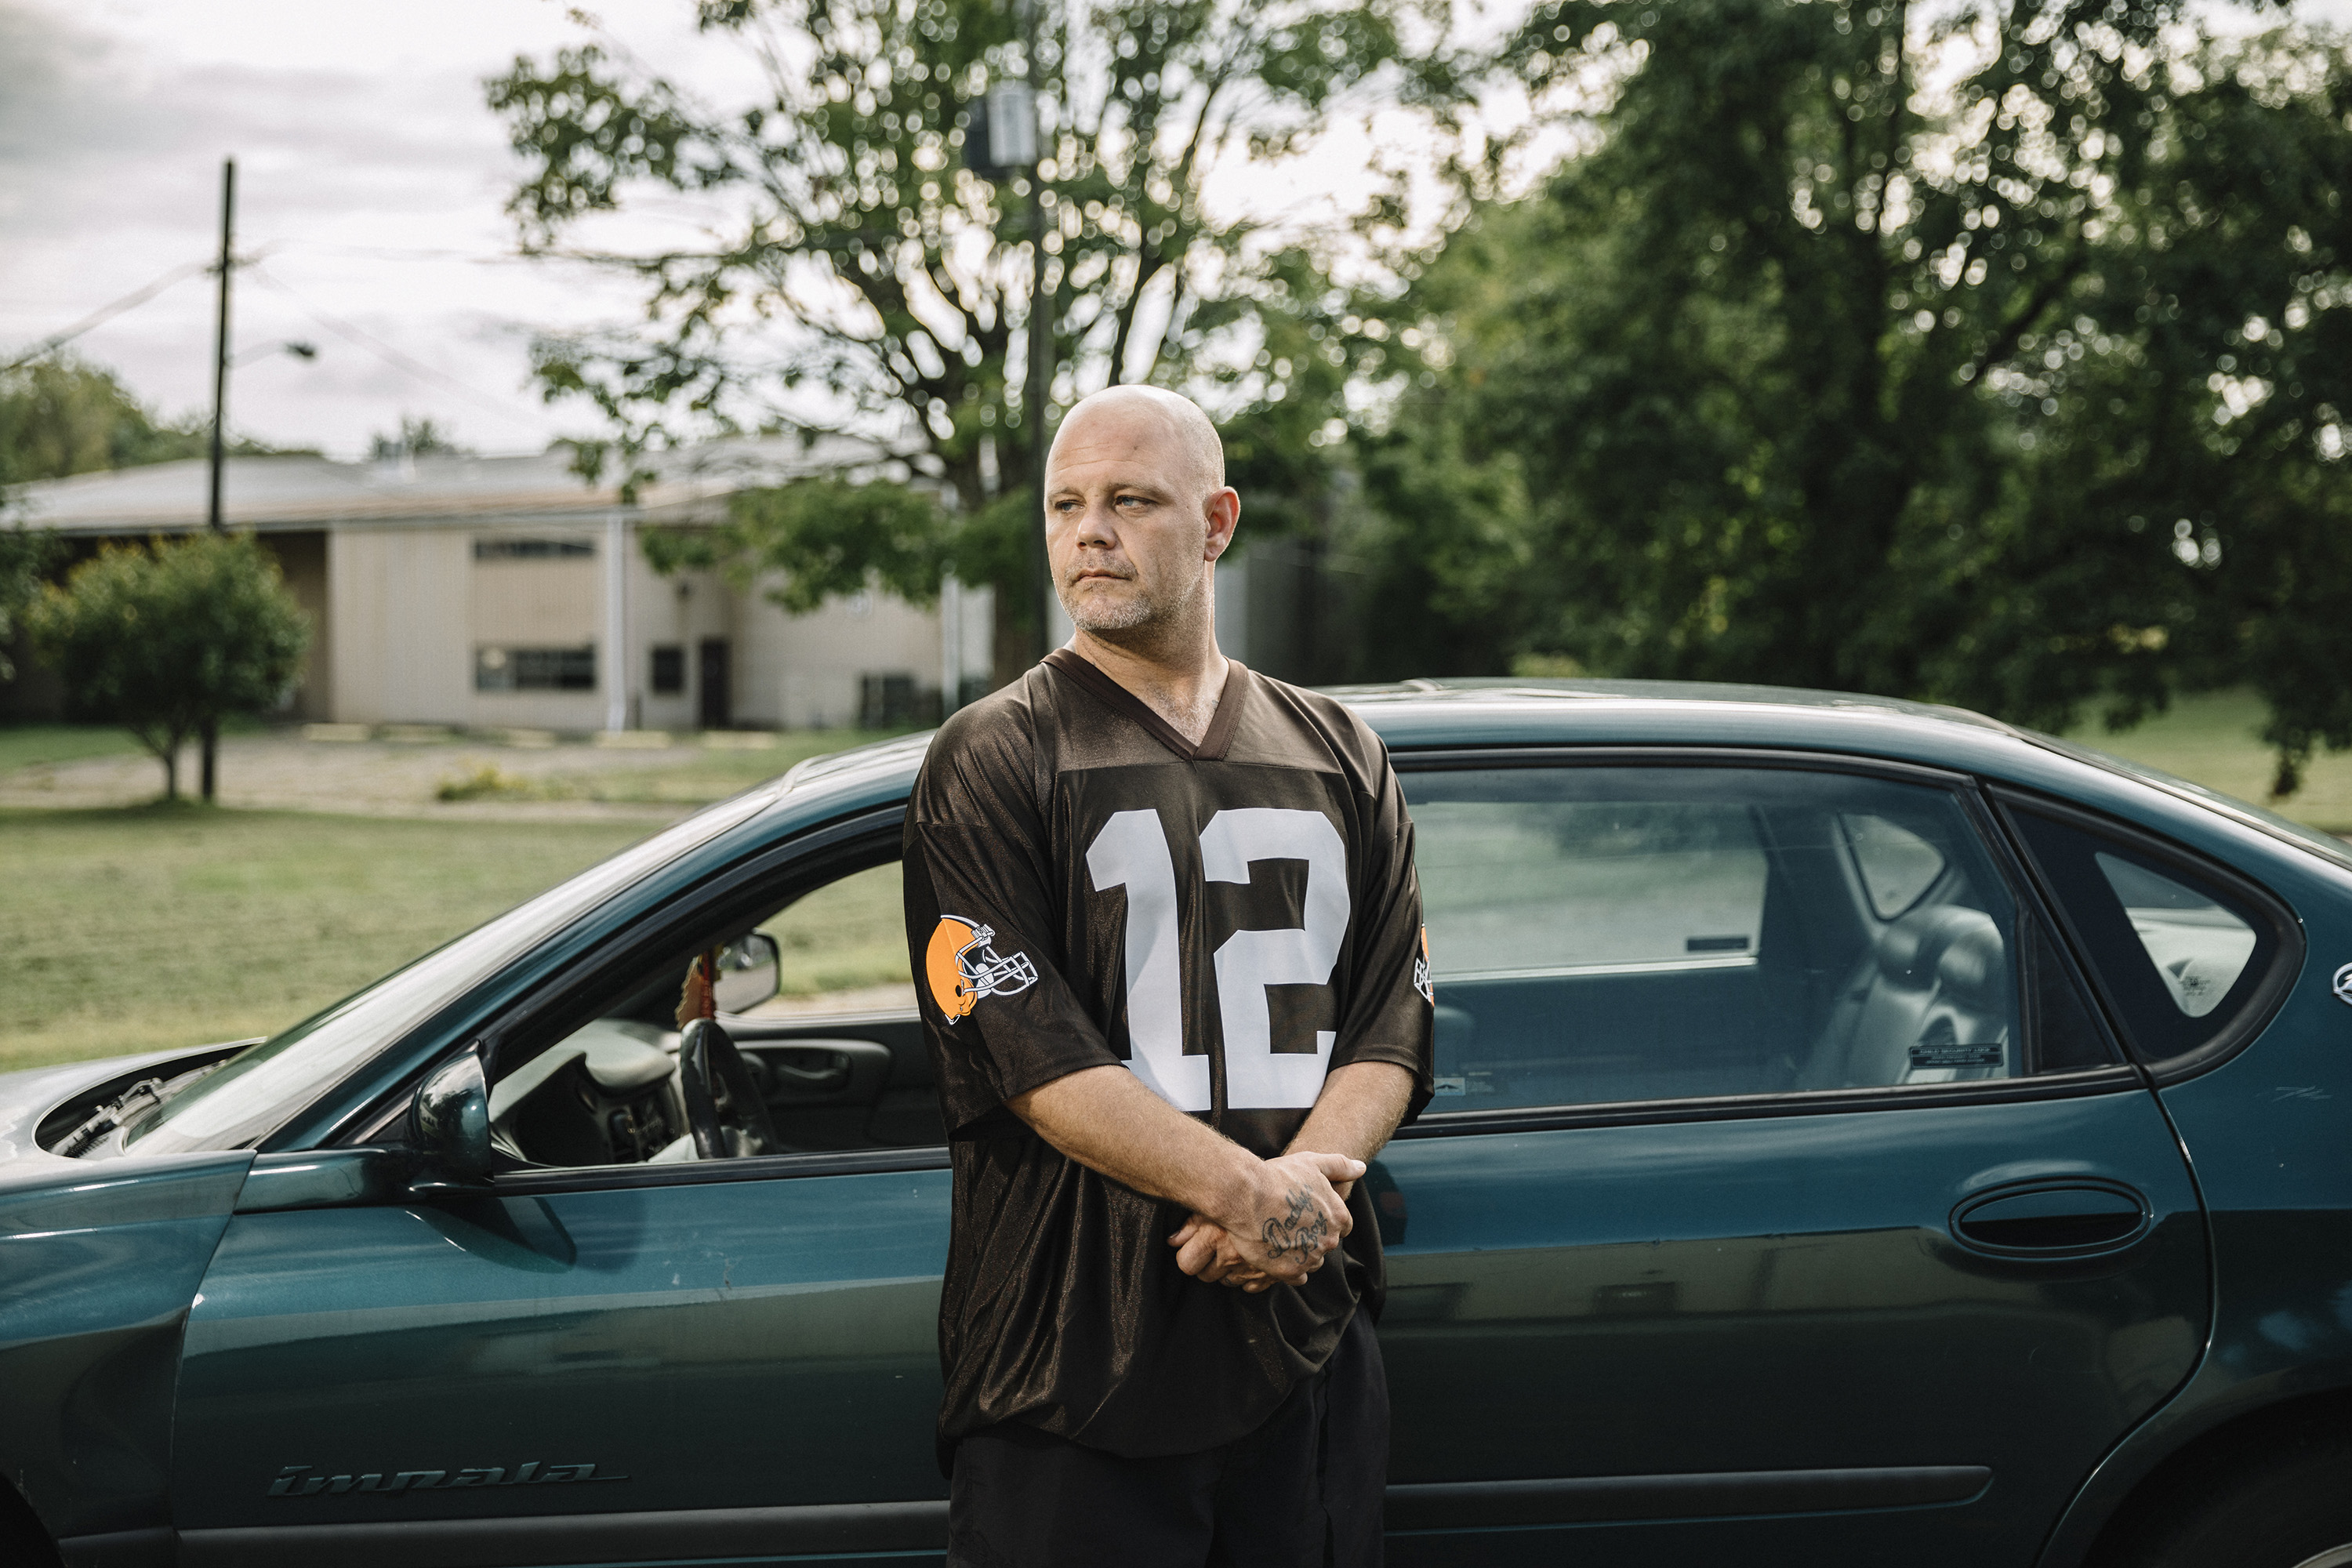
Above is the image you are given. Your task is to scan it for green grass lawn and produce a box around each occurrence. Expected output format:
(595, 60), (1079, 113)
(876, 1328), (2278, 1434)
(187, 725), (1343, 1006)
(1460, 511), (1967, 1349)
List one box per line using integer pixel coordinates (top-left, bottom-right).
(760, 861), (913, 999)
(2056, 689), (2352, 835)
(0, 807), (653, 1072)
(476, 729), (916, 805)
(0, 724), (151, 773)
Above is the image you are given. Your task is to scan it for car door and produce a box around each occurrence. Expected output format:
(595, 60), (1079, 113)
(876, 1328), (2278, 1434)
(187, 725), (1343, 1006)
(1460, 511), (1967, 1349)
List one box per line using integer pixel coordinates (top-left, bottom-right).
(169, 842), (955, 1567)
(1373, 755), (2212, 1567)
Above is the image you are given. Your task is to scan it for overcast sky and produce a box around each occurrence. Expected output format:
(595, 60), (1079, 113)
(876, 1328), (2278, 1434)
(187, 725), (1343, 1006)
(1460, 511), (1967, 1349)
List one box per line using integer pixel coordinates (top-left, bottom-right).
(0, 0), (1444, 463)
(0, 0), (742, 460)
(3, 0), (2343, 463)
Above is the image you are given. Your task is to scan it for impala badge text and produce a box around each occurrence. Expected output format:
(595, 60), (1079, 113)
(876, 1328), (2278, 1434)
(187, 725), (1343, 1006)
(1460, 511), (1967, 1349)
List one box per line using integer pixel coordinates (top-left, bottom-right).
(268, 1460), (627, 1497)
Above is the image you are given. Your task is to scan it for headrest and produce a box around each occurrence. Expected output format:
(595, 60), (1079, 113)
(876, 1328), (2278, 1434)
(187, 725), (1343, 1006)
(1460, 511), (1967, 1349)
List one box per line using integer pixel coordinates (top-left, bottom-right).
(1935, 916), (2007, 1012)
(1878, 905), (2002, 993)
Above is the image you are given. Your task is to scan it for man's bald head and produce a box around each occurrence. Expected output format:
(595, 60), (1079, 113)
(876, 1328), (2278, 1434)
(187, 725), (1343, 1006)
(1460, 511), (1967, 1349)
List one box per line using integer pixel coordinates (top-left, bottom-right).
(1048, 385), (1225, 499)
(1041, 383), (1240, 650)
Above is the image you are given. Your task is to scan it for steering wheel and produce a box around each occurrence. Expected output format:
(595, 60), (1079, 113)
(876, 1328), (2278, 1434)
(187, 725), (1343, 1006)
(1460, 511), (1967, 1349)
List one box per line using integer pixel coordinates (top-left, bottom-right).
(677, 1018), (781, 1160)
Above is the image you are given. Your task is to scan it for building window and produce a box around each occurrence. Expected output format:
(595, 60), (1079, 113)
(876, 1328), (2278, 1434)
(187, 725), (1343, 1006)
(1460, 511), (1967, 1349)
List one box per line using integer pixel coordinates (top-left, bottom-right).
(477, 645), (597, 691)
(650, 644), (685, 695)
(473, 538), (595, 561)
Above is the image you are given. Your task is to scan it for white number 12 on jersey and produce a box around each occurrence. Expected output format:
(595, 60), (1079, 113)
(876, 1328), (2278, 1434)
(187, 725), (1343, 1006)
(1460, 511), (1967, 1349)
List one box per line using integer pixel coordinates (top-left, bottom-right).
(1085, 808), (1348, 1112)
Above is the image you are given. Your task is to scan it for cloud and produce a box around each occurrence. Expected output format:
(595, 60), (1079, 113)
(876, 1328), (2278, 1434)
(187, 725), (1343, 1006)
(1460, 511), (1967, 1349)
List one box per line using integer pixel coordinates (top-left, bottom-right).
(0, 0), (683, 456)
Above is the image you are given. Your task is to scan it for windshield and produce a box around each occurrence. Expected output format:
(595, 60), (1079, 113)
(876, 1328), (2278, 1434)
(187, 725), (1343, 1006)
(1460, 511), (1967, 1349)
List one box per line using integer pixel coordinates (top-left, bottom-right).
(111, 788), (781, 1157)
(2024, 729), (2352, 876)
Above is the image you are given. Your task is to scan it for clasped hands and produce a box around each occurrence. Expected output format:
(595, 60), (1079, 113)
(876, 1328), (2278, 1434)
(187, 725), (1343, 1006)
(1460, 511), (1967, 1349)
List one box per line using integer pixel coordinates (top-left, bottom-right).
(1168, 1150), (1362, 1294)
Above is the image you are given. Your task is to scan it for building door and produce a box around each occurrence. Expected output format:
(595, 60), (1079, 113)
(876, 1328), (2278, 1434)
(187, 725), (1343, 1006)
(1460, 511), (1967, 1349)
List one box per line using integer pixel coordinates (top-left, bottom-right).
(698, 639), (731, 731)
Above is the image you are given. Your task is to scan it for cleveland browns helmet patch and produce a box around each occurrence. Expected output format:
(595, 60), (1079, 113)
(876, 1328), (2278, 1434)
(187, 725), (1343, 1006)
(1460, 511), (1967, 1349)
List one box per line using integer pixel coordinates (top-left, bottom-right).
(926, 915), (1039, 1022)
(1414, 925), (1435, 1004)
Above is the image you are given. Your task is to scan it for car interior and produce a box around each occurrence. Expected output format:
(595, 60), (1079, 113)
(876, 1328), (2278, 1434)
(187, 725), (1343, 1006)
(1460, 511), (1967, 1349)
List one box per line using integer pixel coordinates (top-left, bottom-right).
(486, 856), (940, 1171)
(1406, 766), (2118, 1113)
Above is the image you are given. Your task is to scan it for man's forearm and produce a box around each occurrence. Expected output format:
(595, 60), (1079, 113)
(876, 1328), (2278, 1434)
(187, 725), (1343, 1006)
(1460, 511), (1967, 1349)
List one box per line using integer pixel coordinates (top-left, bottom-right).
(1011, 1064), (1363, 1283)
(1284, 1061), (1417, 1169)
(1007, 1065), (1261, 1224)
(1171, 1061), (1418, 1289)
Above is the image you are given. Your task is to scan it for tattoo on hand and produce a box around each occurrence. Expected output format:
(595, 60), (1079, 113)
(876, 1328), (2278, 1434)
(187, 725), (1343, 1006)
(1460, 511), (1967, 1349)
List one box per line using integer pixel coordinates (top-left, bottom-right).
(1261, 1186), (1329, 1265)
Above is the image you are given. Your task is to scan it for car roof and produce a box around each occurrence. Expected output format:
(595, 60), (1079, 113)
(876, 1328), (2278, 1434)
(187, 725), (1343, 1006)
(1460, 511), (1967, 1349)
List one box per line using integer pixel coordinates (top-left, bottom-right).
(1322, 676), (2019, 735)
(753, 675), (2352, 880)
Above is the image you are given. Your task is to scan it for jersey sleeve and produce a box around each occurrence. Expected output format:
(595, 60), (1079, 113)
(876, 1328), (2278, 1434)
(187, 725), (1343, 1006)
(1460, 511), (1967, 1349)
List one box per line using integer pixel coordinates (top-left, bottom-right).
(1329, 750), (1437, 1123)
(903, 712), (1123, 1137)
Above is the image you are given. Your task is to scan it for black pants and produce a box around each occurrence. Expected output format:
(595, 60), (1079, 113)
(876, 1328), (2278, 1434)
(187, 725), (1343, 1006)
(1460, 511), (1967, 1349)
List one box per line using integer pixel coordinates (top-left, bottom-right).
(947, 1310), (1388, 1568)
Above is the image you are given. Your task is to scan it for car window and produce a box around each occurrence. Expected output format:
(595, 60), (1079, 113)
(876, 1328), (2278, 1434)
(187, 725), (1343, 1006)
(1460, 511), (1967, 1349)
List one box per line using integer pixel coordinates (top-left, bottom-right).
(115, 787), (782, 1158)
(1842, 813), (1947, 919)
(1404, 765), (2111, 1113)
(2092, 853), (2259, 1018)
(743, 862), (917, 1018)
(2002, 803), (2288, 1063)
(485, 854), (933, 1171)
(1416, 791), (1769, 975)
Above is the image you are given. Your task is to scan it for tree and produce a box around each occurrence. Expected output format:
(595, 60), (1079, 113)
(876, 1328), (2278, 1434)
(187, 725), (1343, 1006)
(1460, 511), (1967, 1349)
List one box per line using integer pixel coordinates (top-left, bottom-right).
(27, 534), (311, 802)
(0, 356), (321, 490)
(488, 0), (1463, 671)
(1360, 1), (2351, 788)
(369, 416), (474, 460)
(0, 528), (63, 684)
(0, 357), (209, 485)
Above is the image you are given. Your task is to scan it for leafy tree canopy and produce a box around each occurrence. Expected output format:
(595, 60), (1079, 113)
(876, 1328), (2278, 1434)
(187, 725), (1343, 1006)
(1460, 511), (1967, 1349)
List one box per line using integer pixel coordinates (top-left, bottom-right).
(0, 528), (64, 683)
(1354, 0), (2352, 791)
(0, 357), (209, 485)
(0, 356), (319, 491)
(368, 416), (475, 460)
(26, 534), (311, 801)
(488, 0), (1468, 656)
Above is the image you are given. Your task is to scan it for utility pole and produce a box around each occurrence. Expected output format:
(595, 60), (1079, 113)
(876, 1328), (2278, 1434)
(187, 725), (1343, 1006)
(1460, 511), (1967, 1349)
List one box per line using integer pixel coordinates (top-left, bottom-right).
(201, 156), (235, 804)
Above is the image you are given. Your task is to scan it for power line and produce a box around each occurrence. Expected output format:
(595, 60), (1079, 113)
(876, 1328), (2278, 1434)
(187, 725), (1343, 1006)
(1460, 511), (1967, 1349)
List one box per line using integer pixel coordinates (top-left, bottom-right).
(2, 258), (212, 373)
(244, 267), (545, 431)
(267, 239), (537, 265)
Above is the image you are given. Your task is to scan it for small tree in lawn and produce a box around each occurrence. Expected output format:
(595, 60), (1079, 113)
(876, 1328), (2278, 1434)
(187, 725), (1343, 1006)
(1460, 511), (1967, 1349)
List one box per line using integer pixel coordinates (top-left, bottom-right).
(28, 533), (310, 802)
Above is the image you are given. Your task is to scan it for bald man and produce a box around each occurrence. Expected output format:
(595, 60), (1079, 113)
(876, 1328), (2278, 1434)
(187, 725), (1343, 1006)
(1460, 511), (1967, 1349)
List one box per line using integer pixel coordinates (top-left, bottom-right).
(902, 386), (1434, 1566)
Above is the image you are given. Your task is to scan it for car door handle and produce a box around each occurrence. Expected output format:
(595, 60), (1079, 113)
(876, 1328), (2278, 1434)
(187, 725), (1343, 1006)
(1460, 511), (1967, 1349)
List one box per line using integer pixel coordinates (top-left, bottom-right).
(1951, 1181), (2151, 1256)
(769, 1051), (851, 1090)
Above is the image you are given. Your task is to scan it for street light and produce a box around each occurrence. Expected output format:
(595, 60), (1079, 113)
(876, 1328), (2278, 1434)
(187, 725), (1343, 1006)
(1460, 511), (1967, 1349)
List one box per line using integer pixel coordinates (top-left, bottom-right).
(230, 339), (318, 368)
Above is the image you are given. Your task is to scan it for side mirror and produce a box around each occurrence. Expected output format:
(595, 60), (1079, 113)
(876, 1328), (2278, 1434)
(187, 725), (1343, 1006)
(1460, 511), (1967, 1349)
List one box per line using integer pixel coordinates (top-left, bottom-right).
(714, 931), (782, 1015)
(407, 1044), (491, 1192)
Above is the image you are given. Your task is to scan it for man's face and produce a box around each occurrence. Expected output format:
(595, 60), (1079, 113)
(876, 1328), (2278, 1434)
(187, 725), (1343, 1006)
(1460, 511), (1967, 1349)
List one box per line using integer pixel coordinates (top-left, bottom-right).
(1044, 401), (1236, 637)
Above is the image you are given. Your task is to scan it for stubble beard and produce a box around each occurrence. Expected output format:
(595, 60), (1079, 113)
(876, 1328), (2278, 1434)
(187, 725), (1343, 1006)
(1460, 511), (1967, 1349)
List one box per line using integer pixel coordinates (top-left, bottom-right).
(1062, 579), (1157, 634)
(1062, 569), (1207, 641)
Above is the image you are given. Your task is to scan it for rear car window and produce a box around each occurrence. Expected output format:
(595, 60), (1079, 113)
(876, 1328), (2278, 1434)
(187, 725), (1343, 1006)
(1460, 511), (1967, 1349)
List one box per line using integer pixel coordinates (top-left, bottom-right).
(2092, 853), (2258, 1018)
(1402, 765), (2114, 1114)
(2000, 800), (2295, 1066)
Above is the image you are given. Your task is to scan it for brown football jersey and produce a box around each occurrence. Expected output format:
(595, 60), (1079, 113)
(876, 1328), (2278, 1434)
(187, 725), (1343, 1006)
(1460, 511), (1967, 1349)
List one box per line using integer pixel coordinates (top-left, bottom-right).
(902, 650), (1434, 1462)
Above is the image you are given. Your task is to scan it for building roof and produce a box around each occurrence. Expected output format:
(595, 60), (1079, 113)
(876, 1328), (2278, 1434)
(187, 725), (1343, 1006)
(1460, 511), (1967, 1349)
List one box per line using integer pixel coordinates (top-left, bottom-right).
(2, 434), (905, 535)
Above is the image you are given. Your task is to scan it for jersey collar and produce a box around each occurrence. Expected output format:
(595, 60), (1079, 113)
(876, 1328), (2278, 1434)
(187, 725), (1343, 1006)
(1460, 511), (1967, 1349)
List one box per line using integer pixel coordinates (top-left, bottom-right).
(1041, 648), (1248, 762)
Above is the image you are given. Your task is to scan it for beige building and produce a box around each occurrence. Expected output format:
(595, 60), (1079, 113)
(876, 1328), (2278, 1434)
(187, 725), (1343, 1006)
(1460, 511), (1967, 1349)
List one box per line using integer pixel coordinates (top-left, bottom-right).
(2, 438), (996, 733)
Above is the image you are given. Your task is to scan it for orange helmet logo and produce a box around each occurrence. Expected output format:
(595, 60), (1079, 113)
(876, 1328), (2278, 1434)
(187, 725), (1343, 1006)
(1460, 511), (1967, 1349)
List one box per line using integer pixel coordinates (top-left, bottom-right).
(925, 916), (1039, 1022)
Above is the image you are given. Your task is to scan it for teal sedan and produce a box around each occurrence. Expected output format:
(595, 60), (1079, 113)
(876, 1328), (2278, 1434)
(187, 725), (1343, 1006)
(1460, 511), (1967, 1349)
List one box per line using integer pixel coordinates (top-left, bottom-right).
(5, 681), (2350, 1568)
